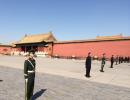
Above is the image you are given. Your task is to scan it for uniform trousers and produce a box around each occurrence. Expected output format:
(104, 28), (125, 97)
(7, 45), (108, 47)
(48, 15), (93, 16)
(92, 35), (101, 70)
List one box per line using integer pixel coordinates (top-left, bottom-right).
(25, 73), (35, 100)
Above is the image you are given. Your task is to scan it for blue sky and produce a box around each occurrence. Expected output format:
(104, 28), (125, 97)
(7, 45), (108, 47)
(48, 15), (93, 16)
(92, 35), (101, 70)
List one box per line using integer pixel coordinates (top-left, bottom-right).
(0, 0), (129, 43)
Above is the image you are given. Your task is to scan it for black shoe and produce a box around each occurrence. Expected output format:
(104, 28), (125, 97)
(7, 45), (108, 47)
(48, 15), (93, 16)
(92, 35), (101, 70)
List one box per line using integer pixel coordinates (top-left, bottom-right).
(100, 70), (104, 72)
(85, 75), (91, 78)
(85, 74), (90, 76)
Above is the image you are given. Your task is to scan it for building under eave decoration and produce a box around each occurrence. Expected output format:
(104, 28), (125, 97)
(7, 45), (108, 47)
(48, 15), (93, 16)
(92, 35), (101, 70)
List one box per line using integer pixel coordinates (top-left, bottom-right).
(13, 32), (57, 57)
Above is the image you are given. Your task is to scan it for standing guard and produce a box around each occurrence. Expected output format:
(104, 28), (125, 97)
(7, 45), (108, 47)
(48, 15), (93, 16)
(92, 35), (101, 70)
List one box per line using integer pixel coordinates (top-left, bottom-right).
(24, 53), (36, 100)
(124, 57), (127, 63)
(119, 56), (121, 64)
(121, 56), (124, 63)
(85, 52), (92, 78)
(100, 53), (106, 72)
(110, 55), (114, 68)
(128, 56), (130, 63)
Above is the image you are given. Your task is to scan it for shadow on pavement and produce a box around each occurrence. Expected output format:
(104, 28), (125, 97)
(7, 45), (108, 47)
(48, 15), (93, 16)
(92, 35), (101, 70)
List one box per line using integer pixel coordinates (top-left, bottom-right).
(31, 89), (47, 100)
(0, 80), (3, 82)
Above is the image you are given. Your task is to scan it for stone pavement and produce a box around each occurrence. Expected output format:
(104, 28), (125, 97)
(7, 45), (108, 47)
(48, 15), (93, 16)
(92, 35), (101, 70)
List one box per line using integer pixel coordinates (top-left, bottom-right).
(0, 55), (130, 88)
(0, 66), (130, 100)
(0, 55), (130, 100)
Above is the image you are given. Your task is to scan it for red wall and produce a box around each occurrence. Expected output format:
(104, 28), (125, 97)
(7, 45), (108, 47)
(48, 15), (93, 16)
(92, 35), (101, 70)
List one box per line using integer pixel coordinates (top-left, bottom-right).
(11, 47), (21, 52)
(38, 47), (44, 51)
(0, 46), (11, 55)
(53, 40), (130, 58)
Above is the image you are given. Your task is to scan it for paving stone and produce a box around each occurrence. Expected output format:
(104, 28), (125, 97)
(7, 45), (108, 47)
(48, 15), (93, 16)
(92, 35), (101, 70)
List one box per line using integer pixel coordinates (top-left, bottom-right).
(0, 66), (130, 100)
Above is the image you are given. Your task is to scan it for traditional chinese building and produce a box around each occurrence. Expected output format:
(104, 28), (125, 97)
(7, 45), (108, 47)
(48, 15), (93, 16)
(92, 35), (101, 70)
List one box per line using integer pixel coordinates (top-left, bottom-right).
(13, 32), (56, 56)
(0, 33), (130, 58)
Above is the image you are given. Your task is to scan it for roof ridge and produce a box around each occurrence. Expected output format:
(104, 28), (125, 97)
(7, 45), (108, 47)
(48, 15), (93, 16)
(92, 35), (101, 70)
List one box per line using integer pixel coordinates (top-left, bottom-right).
(26, 32), (52, 37)
(96, 34), (123, 40)
(15, 31), (56, 44)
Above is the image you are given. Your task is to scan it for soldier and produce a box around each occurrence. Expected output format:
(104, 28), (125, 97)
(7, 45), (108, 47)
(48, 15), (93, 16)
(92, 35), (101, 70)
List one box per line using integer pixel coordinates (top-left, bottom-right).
(121, 56), (124, 63)
(24, 53), (36, 100)
(115, 55), (119, 65)
(85, 52), (92, 78)
(100, 53), (106, 72)
(127, 57), (129, 63)
(110, 55), (114, 68)
(124, 57), (127, 63)
(119, 56), (121, 64)
(128, 57), (130, 63)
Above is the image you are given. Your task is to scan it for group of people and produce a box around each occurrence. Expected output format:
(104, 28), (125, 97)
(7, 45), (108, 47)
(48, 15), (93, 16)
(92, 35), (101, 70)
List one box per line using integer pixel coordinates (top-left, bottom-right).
(23, 52), (130, 100)
(117, 56), (130, 64)
(85, 52), (130, 78)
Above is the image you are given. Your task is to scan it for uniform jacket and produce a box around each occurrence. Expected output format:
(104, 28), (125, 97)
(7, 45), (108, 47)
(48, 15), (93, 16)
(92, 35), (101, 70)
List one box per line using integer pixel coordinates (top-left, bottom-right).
(85, 56), (91, 68)
(24, 59), (36, 79)
(101, 57), (106, 65)
(111, 57), (114, 63)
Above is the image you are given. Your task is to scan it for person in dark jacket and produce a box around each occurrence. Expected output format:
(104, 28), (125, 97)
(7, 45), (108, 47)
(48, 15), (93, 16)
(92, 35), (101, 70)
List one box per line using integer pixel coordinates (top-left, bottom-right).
(124, 57), (127, 63)
(85, 52), (92, 77)
(121, 56), (124, 63)
(110, 55), (114, 68)
(24, 53), (36, 100)
(119, 56), (121, 64)
(100, 53), (106, 72)
(128, 57), (130, 63)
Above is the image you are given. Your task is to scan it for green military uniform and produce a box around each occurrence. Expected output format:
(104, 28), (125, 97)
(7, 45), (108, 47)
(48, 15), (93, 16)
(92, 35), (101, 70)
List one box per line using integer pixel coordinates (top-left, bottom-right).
(100, 56), (106, 72)
(24, 58), (36, 100)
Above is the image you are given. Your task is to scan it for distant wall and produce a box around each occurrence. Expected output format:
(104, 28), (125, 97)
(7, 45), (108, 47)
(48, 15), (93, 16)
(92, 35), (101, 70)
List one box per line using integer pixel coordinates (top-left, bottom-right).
(53, 40), (130, 58)
(0, 45), (12, 55)
(1, 40), (130, 58)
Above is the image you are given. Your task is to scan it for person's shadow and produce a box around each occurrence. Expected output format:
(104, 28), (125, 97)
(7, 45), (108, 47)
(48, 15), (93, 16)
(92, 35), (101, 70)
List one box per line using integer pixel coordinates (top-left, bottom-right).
(0, 80), (3, 82)
(31, 89), (47, 100)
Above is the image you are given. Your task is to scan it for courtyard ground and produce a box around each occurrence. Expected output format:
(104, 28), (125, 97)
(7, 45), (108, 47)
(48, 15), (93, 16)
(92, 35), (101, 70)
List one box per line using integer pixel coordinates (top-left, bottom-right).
(0, 55), (130, 100)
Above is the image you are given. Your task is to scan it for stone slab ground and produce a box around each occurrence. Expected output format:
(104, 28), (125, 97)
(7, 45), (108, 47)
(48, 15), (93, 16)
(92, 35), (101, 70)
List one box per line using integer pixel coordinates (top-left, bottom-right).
(0, 56), (130, 100)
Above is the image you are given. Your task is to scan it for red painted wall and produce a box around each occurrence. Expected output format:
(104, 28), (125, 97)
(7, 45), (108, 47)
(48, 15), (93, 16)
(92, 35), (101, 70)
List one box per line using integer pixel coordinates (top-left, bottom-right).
(38, 47), (44, 51)
(11, 47), (21, 52)
(0, 46), (11, 55)
(53, 40), (130, 58)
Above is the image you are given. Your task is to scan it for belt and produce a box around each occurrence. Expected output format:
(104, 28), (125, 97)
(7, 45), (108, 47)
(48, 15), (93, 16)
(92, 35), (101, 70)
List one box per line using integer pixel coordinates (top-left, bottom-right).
(28, 70), (35, 73)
